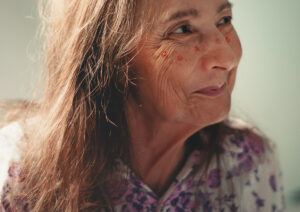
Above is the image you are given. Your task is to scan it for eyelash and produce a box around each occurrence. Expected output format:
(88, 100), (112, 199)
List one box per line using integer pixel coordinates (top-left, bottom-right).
(217, 16), (232, 27)
(170, 16), (233, 35)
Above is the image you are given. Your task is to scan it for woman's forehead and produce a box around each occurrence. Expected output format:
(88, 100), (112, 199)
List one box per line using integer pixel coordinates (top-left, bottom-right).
(140, 0), (230, 24)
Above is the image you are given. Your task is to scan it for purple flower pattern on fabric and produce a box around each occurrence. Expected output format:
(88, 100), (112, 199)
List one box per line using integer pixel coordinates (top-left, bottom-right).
(269, 174), (277, 192)
(252, 191), (265, 209)
(8, 163), (24, 183)
(246, 133), (265, 157)
(1, 129), (285, 211)
(240, 155), (254, 172)
(207, 168), (221, 189)
(105, 179), (129, 204)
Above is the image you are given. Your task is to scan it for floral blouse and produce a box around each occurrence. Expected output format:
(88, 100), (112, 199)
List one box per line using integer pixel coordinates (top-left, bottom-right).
(0, 118), (286, 211)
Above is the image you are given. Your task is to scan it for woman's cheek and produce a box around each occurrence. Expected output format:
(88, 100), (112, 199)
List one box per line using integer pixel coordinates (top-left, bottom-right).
(157, 43), (199, 69)
(153, 44), (177, 74)
(155, 42), (201, 96)
(150, 45), (188, 106)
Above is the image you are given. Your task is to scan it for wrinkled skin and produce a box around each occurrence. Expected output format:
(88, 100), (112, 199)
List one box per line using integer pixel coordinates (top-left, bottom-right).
(126, 0), (242, 196)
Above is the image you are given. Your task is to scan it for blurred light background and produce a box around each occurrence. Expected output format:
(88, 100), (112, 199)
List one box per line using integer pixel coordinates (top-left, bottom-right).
(0, 0), (299, 211)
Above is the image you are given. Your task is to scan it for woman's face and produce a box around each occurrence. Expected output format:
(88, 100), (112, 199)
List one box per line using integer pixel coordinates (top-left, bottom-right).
(130, 0), (242, 128)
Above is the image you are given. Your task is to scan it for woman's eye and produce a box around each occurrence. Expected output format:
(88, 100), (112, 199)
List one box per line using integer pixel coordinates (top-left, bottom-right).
(171, 25), (192, 34)
(217, 16), (232, 26)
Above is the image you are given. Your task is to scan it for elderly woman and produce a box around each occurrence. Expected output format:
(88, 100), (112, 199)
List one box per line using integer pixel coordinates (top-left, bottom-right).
(0, 0), (285, 211)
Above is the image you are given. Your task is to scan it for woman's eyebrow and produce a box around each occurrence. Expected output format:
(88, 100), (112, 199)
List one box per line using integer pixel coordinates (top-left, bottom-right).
(218, 2), (233, 14)
(166, 9), (199, 24)
(165, 1), (233, 24)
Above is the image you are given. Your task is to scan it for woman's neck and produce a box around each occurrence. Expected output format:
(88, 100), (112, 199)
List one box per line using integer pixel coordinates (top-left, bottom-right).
(125, 98), (199, 196)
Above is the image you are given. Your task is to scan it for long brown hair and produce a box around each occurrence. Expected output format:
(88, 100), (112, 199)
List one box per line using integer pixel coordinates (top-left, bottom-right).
(4, 0), (149, 211)
(2, 0), (265, 211)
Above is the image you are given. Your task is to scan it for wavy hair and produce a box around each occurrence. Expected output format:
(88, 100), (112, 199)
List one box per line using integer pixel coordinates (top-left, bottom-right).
(1, 0), (264, 211)
(4, 0), (149, 211)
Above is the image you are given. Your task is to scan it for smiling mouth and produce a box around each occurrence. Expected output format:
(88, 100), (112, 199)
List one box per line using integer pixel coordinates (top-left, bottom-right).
(195, 83), (226, 97)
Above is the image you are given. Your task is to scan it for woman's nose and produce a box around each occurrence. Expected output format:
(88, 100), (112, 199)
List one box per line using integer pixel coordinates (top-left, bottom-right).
(199, 31), (237, 72)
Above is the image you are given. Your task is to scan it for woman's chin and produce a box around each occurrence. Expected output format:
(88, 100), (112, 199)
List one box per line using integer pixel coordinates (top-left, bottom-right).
(187, 98), (231, 127)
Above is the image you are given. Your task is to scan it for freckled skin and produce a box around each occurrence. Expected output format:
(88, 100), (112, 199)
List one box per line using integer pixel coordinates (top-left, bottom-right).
(161, 50), (167, 57)
(226, 36), (231, 43)
(126, 0), (242, 195)
(131, 12), (241, 126)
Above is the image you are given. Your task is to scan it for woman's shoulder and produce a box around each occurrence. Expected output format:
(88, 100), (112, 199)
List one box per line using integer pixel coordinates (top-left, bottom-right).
(0, 121), (25, 143)
(0, 122), (24, 194)
(219, 116), (282, 180)
(0, 121), (24, 159)
(219, 117), (281, 186)
(222, 116), (276, 157)
(220, 116), (286, 210)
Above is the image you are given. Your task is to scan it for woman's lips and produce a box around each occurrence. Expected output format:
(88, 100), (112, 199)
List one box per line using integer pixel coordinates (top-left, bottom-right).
(196, 83), (226, 96)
